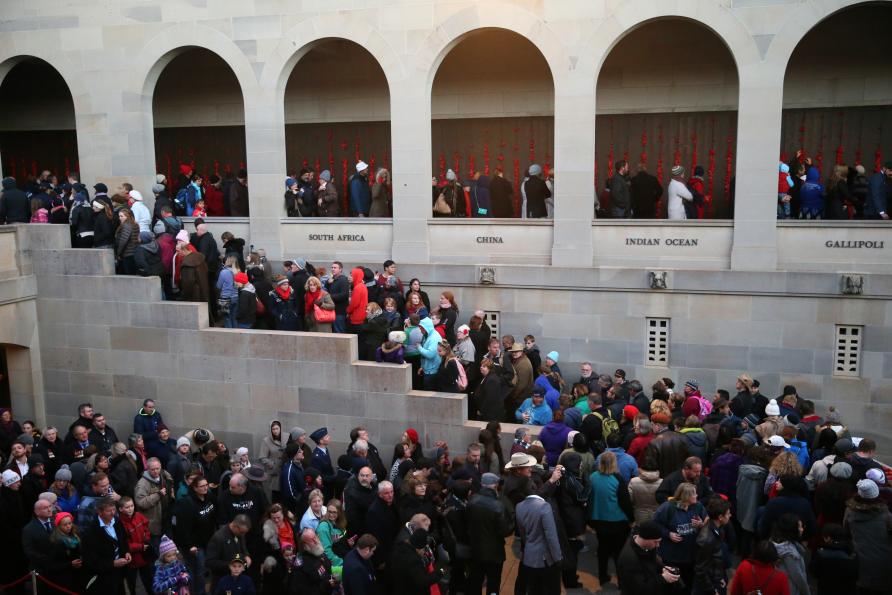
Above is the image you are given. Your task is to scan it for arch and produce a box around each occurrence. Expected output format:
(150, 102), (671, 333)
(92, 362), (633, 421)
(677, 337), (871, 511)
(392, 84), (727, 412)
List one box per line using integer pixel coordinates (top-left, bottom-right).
(260, 15), (403, 111)
(587, 3), (760, 84)
(0, 56), (80, 180)
(767, 0), (882, 70)
(418, 2), (566, 94)
(134, 23), (258, 103)
(594, 15), (741, 219)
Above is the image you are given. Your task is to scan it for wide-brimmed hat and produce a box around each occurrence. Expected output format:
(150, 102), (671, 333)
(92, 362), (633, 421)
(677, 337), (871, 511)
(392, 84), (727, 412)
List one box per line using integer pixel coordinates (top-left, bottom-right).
(508, 342), (524, 352)
(504, 452), (536, 470)
(243, 466), (267, 482)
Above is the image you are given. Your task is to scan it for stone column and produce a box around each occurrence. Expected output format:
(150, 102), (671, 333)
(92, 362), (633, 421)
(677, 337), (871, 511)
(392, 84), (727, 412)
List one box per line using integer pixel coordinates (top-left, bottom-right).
(244, 87), (287, 260)
(730, 63), (785, 271)
(388, 76), (430, 264)
(552, 74), (596, 267)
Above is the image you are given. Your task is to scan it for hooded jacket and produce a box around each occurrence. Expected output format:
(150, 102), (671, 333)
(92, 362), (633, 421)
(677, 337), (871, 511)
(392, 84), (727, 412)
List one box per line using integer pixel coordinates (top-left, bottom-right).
(347, 267), (368, 325)
(134, 232), (163, 277)
(772, 540), (809, 595)
(800, 166), (825, 215)
(179, 251), (210, 303)
(679, 427), (708, 462)
(628, 469), (662, 525)
(92, 210), (116, 247)
(844, 497), (892, 590)
(349, 172), (371, 216)
(236, 283), (257, 325)
(416, 317), (442, 376)
(0, 178), (29, 223)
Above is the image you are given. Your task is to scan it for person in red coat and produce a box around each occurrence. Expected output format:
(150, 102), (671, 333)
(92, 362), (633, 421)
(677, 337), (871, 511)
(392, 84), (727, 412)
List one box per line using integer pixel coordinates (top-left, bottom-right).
(118, 495), (154, 595)
(346, 267), (368, 333)
(729, 541), (790, 595)
(204, 175), (225, 216)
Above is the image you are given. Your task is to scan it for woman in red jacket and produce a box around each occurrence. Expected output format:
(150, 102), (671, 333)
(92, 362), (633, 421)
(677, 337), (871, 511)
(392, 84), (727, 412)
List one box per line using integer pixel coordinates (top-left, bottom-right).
(729, 540), (790, 595)
(118, 495), (154, 595)
(346, 267), (368, 333)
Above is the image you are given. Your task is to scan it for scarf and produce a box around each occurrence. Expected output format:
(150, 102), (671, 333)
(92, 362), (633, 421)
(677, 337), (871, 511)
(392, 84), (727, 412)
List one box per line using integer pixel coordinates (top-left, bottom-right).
(275, 285), (292, 301)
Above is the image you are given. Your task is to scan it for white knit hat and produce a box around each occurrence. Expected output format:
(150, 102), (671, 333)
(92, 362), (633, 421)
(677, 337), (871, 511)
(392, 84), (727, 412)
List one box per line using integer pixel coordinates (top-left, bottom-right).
(2, 469), (20, 487)
(129, 190), (144, 201)
(765, 399), (780, 417)
(355, 161), (368, 173)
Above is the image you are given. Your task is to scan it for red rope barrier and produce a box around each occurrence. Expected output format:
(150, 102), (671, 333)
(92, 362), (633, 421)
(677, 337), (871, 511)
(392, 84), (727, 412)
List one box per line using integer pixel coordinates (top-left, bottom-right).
(36, 572), (82, 595)
(0, 571), (32, 590)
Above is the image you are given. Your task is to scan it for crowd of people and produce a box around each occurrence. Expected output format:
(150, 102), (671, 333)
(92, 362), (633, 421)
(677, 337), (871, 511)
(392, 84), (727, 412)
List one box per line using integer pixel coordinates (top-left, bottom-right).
(2, 366), (891, 594)
(776, 155), (892, 220)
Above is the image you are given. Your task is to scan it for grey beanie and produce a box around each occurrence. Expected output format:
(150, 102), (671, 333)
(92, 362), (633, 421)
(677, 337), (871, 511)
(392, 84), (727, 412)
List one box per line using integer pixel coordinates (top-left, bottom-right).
(320, 170), (332, 182)
(528, 164), (542, 176)
(55, 464), (72, 482)
(153, 220), (166, 235)
(152, 183), (165, 194)
(155, 174), (167, 185)
(829, 461), (852, 479)
(289, 427), (307, 441)
(857, 478), (879, 499)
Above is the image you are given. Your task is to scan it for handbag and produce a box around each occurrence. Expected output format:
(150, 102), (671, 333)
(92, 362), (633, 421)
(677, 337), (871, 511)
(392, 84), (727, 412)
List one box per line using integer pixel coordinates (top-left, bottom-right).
(331, 533), (356, 558)
(216, 297), (231, 315)
(314, 303), (335, 323)
(433, 192), (451, 215)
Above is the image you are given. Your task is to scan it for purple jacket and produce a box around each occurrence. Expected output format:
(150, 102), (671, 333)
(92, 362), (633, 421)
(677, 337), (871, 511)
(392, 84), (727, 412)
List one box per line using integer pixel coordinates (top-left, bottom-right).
(375, 344), (405, 364)
(538, 422), (571, 467)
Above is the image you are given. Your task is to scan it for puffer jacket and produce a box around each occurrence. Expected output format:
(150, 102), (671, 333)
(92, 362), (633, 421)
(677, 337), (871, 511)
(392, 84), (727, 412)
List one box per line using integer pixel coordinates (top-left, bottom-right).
(134, 234), (164, 277)
(346, 267), (368, 325)
(628, 469), (662, 524)
(844, 497), (892, 591)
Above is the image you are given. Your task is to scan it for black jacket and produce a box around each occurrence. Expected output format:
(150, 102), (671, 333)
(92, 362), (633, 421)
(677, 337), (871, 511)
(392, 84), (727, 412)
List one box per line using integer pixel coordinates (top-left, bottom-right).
(467, 487), (514, 562)
(343, 476), (377, 535)
(236, 286), (257, 326)
(645, 430), (690, 479)
(610, 172), (631, 211)
(630, 170), (662, 218)
(810, 540), (859, 595)
(81, 516), (130, 593)
(92, 211), (116, 247)
(190, 231), (220, 273)
(173, 491), (217, 550)
(0, 180), (29, 223)
(287, 550), (333, 595)
(489, 174), (514, 217)
(88, 426), (119, 455)
(524, 176), (550, 218)
(693, 522), (726, 593)
(360, 313), (390, 360)
(389, 541), (441, 595)
(22, 517), (53, 572)
(475, 372), (511, 422)
(328, 273), (350, 315)
(365, 497), (398, 568)
(342, 547), (379, 595)
(617, 537), (669, 594)
(206, 524), (248, 578)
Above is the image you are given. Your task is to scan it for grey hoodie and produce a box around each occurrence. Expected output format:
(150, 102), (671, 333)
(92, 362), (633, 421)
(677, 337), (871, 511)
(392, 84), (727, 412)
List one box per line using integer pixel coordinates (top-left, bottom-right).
(772, 540), (810, 595)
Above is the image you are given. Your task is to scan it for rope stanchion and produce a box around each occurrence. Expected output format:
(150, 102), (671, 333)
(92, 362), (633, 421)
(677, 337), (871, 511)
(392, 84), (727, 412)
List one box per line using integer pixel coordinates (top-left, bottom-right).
(0, 571), (33, 590)
(35, 573), (82, 595)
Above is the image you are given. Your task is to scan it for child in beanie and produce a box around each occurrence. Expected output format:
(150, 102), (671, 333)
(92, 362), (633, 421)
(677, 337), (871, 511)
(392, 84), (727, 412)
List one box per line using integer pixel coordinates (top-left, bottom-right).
(152, 534), (191, 594)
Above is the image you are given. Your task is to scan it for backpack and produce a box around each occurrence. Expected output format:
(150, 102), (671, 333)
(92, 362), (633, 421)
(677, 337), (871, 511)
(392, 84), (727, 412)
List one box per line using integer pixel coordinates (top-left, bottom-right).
(453, 359), (468, 391)
(591, 411), (619, 443)
(695, 395), (712, 420)
(174, 187), (190, 215)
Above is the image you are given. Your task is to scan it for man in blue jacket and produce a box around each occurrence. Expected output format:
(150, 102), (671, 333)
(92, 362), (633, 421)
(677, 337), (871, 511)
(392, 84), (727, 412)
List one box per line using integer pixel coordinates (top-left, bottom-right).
(133, 399), (165, 460)
(350, 161), (371, 216)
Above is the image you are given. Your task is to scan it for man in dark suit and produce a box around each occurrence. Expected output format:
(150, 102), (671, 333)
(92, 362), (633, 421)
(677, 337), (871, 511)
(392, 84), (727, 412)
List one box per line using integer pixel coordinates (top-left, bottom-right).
(82, 497), (131, 594)
(21, 497), (55, 573)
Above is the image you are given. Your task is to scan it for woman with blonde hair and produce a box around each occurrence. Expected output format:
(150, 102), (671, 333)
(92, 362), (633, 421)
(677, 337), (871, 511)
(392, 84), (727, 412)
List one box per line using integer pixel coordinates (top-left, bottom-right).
(299, 489), (325, 532)
(370, 168), (391, 217)
(303, 275), (334, 332)
(765, 450), (803, 498)
(317, 499), (348, 567)
(588, 450), (634, 585)
(653, 481), (708, 590)
(828, 163), (856, 219)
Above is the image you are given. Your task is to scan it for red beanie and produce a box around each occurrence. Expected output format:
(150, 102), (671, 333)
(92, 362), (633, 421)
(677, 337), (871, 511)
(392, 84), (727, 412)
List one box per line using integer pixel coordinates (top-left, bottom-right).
(622, 405), (639, 421)
(179, 163), (192, 176)
(405, 428), (419, 444)
(234, 272), (249, 285)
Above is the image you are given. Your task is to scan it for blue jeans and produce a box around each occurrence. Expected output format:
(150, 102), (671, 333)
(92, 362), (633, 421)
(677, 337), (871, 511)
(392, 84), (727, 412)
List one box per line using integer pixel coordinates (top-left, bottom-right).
(237, 322), (252, 329)
(185, 547), (207, 595)
(224, 296), (238, 328)
(333, 313), (347, 333)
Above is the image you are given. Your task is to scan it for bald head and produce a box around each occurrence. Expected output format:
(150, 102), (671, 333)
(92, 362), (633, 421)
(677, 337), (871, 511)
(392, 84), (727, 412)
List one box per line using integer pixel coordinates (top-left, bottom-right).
(229, 473), (248, 494)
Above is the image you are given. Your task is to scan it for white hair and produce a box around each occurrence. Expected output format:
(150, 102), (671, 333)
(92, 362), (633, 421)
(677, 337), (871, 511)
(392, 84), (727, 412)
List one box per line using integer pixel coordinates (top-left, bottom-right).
(353, 439), (369, 453)
(377, 481), (393, 493)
